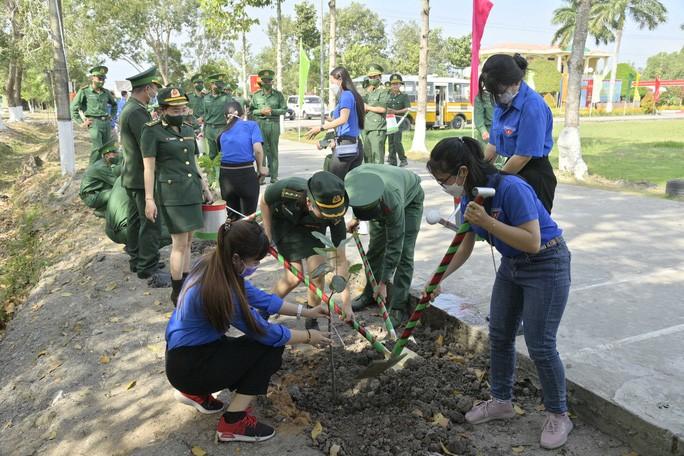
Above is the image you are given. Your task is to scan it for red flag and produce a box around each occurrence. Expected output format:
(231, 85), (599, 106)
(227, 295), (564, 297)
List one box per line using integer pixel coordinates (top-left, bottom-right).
(654, 76), (661, 102)
(470, 0), (493, 105)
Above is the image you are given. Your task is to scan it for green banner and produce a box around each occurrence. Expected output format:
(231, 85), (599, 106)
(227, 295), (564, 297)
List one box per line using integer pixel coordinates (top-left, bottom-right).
(298, 39), (310, 107)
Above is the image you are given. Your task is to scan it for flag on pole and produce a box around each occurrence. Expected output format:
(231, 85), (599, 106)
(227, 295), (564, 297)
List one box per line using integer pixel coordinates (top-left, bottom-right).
(470, 0), (493, 105)
(654, 76), (661, 103)
(298, 39), (310, 108)
(633, 72), (641, 101)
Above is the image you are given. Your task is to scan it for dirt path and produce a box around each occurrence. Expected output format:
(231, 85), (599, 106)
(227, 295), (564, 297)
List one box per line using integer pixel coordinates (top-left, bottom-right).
(0, 119), (634, 456)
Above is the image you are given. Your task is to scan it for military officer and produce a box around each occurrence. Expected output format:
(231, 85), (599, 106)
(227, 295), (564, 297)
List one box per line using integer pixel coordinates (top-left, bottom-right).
(187, 74), (205, 120)
(345, 164), (424, 327)
(259, 171), (353, 327)
(70, 65), (118, 164)
(142, 87), (213, 306)
(385, 73), (411, 167)
(79, 140), (121, 217)
(119, 66), (169, 286)
(249, 69), (287, 183)
(362, 64), (389, 165)
(200, 73), (233, 160)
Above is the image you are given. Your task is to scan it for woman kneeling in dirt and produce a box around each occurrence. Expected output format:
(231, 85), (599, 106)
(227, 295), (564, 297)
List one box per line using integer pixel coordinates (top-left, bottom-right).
(427, 137), (572, 450)
(165, 219), (330, 442)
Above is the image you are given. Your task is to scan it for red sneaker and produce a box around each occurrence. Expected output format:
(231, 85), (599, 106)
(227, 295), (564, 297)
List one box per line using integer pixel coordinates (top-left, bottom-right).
(216, 411), (276, 443)
(173, 390), (225, 414)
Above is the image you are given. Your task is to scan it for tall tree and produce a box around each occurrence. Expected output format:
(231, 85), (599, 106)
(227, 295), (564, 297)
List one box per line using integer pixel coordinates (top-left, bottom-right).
(557, 0), (590, 179)
(276, 0), (283, 93)
(410, 0), (429, 154)
(328, 0), (336, 107)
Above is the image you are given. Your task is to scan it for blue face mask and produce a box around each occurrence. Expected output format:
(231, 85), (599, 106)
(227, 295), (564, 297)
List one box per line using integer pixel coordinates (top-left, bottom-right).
(240, 264), (258, 277)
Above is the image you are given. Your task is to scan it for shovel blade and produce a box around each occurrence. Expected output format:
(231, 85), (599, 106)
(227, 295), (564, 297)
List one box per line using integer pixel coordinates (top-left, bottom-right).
(357, 348), (421, 378)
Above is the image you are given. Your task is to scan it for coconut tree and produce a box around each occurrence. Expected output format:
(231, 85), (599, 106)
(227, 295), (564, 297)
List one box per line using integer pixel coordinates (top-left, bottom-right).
(410, 0), (429, 154)
(551, 0), (612, 48)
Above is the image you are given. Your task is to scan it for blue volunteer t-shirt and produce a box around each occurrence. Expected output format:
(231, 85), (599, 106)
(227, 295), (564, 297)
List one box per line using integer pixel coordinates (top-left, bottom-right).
(165, 278), (291, 349)
(333, 90), (360, 138)
(218, 119), (264, 164)
(489, 80), (553, 158)
(460, 174), (562, 258)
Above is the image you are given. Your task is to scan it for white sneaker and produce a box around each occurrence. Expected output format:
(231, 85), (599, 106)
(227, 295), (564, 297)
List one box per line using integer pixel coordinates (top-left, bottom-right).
(540, 412), (573, 449)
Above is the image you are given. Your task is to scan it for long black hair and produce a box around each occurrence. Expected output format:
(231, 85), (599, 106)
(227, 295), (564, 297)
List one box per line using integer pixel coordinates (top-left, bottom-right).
(427, 136), (498, 197)
(479, 53), (528, 95)
(179, 219), (269, 334)
(330, 66), (365, 130)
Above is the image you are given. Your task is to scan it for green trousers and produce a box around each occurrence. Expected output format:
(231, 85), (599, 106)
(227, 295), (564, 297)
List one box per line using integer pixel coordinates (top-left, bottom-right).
(386, 130), (406, 165)
(258, 119), (280, 179)
(363, 130), (386, 164)
(88, 119), (113, 164)
(362, 189), (424, 312)
(125, 188), (162, 275)
(204, 125), (225, 160)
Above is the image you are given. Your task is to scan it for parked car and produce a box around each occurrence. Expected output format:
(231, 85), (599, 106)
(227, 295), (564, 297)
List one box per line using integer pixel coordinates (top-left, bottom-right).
(287, 95), (326, 119)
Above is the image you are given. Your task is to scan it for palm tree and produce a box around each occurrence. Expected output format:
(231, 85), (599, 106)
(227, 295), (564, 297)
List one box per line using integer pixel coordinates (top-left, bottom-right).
(557, 0), (591, 179)
(410, 0), (429, 154)
(551, 0), (612, 48)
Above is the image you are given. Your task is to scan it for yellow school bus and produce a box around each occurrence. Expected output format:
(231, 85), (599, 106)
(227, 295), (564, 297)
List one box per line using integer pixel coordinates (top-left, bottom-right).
(401, 75), (473, 129)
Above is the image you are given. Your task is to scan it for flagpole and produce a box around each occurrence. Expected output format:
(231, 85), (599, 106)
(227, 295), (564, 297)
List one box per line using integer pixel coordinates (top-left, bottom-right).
(319, 0), (325, 131)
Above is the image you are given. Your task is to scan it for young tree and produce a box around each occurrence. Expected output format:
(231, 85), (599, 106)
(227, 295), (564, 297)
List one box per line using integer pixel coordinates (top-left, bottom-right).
(276, 0), (283, 93)
(557, 0), (591, 180)
(327, 0), (336, 107)
(410, 0), (429, 154)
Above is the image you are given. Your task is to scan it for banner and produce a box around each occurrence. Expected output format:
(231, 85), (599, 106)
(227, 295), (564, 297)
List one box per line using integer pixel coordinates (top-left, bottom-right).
(470, 0), (493, 104)
(298, 39), (311, 107)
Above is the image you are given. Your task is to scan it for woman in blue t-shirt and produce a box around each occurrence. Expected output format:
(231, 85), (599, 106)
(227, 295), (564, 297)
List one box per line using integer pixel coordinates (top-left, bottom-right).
(165, 219), (329, 443)
(481, 54), (556, 213)
(306, 66), (365, 180)
(217, 102), (269, 220)
(427, 137), (573, 450)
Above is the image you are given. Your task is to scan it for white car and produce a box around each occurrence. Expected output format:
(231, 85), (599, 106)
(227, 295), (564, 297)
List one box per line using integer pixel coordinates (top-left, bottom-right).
(287, 95), (326, 120)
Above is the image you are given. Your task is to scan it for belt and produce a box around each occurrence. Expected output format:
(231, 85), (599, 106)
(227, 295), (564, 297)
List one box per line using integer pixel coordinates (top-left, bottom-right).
(539, 236), (564, 251)
(220, 162), (254, 170)
(86, 115), (109, 120)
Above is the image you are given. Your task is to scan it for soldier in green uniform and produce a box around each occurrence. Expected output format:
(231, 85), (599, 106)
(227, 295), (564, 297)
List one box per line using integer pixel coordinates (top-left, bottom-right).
(385, 73), (411, 167)
(142, 87), (214, 306)
(249, 69), (287, 183)
(259, 171), (353, 327)
(119, 66), (169, 285)
(345, 164), (424, 327)
(187, 74), (205, 120)
(70, 66), (118, 164)
(362, 64), (389, 164)
(200, 73), (233, 160)
(79, 140), (121, 217)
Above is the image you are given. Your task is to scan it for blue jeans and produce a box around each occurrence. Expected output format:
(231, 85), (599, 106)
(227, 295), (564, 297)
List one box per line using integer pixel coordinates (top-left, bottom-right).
(488, 240), (571, 414)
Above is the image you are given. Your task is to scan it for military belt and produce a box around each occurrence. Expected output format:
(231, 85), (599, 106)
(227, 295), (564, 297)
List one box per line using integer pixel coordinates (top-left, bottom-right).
(86, 115), (110, 120)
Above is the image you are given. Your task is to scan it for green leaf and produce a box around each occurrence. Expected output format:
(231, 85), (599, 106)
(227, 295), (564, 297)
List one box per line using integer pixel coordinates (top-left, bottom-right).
(348, 263), (363, 275)
(313, 247), (330, 257)
(311, 231), (335, 248)
(330, 275), (347, 293)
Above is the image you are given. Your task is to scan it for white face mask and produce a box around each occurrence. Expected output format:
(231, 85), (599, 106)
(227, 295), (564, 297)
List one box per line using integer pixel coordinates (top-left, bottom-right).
(442, 182), (464, 197)
(330, 83), (341, 96)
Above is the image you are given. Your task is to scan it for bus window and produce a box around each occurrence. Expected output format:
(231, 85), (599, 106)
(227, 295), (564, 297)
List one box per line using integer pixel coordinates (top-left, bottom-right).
(427, 82), (435, 100)
(404, 81), (417, 102)
(448, 83), (469, 102)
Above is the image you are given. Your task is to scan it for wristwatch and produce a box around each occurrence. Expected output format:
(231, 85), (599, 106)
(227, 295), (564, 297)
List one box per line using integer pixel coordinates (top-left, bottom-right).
(296, 304), (303, 320)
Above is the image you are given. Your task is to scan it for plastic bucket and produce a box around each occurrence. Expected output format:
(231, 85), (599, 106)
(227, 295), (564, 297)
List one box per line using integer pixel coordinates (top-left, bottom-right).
(195, 201), (226, 240)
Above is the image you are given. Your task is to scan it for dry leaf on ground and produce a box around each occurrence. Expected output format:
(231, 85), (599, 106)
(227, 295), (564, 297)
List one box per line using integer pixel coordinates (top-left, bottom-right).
(126, 380), (136, 390)
(99, 355), (110, 364)
(191, 446), (207, 456)
(512, 445), (525, 454)
(431, 412), (449, 428)
(311, 421), (323, 441)
(513, 404), (525, 416)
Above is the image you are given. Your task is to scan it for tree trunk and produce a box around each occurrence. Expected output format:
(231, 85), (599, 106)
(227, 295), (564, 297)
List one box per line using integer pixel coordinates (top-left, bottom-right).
(558, 0), (590, 180)
(48, 0), (75, 175)
(276, 0), (283, 92)
(6, 0), (25, 122)
(605, 27), (622, 113)
(410, 0), (429, 154)
(327, 0), (336, 109)
(241, 30), (248, 97)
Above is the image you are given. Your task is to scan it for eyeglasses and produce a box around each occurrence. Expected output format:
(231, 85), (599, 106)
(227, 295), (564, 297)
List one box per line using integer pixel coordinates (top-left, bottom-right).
(435, 174), (454, 188)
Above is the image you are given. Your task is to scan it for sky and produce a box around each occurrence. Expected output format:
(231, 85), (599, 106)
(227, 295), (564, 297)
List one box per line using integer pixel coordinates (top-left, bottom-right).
(104, 0), (684, 89)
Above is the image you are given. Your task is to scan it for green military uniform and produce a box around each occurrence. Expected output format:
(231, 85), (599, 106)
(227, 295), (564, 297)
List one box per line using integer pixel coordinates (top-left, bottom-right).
(385, 74), (411, 167)
(70, 66), (118, 164)
(362, 64), (389, 165)
(473, 92), (505, 169)
(119, 66), (164, 277)
(202, 73), (233, 160)
(187, 74), (205, 126)
(250, 69), (287, 182)
(141, 87), (204, 234)
(345, 164), (424, 323)
(79, 141), (121, 217)
(264, 172), (348, 261)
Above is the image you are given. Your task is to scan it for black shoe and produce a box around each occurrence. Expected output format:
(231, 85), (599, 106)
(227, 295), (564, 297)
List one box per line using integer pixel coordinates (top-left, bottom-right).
(351, 293), (374, 311)
(147, 271), (172, 288)
(399, 159), (408, 167)
(132, 262), (165, 274)
(305, 318), (319, 331)
(387, 160), (397, 166)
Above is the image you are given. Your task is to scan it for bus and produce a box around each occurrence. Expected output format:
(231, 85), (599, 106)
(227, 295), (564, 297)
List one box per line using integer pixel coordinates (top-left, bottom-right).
(354, 74), (473, 129)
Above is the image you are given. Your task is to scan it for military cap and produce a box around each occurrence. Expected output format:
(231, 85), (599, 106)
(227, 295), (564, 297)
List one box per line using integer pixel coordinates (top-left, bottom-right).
(89, 65), (109, 77)
(157, 87), (189, 106)
(367, 63), (384, 77)
(345, 172), (384, 221)
(190, 74), (204, 83)
(307, 171), (348, 219)
(207, 73), (226, 83)
(258, 69), (275, 80)
(384, 81), (390, 88)
(98, 139), (118, 157)
(389, 73), (403, 84)
(127, 66), (162, 88)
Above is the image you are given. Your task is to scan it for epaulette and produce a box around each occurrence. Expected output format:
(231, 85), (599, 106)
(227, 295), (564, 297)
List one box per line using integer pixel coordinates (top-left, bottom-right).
(145, 119), (161, 127)
(281, 188), (305, 200)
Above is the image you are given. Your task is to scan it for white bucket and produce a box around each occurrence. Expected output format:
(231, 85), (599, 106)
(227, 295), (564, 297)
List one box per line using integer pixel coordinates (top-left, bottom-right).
(196, 201), (226, 240)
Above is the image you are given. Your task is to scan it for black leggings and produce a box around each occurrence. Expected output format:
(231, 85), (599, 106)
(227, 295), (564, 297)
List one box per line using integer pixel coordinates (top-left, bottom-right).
(517, 156), (557, 214)
(329, 138), (363, 180)
(166, 335), (284, 396)
(219, 164), (259, 220)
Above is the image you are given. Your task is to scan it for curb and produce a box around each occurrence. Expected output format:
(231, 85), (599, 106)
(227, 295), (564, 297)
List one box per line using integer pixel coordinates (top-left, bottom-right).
(409, 291), (684, 456)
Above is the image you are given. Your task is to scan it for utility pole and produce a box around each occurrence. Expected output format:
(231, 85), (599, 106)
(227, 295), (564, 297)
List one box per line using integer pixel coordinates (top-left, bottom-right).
(319, 0), (325, 130)
(327, 0), (336, 109)
(48, 0), (75, 175)
(276, 0), (283, 131)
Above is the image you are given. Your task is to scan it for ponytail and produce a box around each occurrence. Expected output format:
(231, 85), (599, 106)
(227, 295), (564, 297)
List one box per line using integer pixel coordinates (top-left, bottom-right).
(480, 53), (528, 95)
(427, 136), (498, 196)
